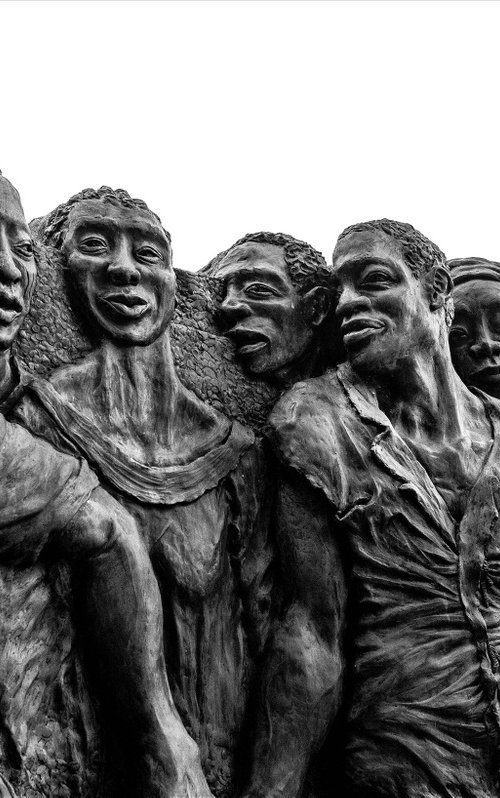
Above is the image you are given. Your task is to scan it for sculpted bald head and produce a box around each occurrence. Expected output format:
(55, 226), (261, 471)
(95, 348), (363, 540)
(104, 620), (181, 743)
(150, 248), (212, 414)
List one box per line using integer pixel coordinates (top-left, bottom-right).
(0, 172), (37, 351)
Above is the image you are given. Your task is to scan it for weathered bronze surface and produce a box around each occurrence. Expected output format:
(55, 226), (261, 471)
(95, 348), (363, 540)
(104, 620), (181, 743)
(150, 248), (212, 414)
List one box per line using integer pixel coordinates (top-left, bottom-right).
(2, 175), (500, 798)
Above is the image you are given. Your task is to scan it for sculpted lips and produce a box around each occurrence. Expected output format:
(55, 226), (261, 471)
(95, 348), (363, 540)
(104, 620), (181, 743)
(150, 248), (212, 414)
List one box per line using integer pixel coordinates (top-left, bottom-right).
(341, 316), (385, 346)
(0, 289), (23, 325)
(99, 291), (150, 320)
(226, 327), (269, 355)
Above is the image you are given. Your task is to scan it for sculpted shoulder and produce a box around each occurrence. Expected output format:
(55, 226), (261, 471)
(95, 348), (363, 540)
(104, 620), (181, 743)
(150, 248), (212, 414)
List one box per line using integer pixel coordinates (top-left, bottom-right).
(46, 355), (100, 404)
(267, 369), (350, 509)
(268, 369), (344, 449)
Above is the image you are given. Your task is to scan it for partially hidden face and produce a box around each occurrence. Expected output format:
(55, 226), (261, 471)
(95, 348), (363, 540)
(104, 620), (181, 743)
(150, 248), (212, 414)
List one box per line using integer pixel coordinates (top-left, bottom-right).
(332, 229), (435, 375)
(62, 199), (175, 346)
(0, 177), (36, 351)
(217, 241), (318, 378)
(450, 279), (500, 398)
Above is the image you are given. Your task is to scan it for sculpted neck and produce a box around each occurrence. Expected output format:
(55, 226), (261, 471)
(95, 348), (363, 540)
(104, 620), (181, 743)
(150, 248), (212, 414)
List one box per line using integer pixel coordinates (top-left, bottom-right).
(96, 334), (182, 448)
(366, 328), (474, 443)
(271, 342), (324, 389)
(64, 332), (229, 466)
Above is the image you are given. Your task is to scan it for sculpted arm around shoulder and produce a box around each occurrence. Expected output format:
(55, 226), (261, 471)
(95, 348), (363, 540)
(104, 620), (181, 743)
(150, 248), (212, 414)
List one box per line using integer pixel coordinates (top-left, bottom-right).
(243, 463), (347, 798)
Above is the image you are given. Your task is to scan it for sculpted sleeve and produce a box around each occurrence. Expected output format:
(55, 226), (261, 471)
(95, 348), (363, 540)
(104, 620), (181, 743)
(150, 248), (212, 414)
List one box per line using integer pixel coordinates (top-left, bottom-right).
(0, 415), (98, 565)
(267, 372), (350, 510)
(241, 375), (348, 798)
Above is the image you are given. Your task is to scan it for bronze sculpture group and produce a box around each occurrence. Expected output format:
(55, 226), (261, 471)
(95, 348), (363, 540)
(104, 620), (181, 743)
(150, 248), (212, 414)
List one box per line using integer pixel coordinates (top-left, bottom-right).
(1, 173), (500, 798)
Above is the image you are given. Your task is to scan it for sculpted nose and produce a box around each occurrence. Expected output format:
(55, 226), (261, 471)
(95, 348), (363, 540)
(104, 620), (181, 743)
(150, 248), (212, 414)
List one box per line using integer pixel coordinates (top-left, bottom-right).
(107, 248), (140, 286)
(470, 334), (500, 358)
(220, 292), (252, 323)
(335, 286), (370, 319)
(0, 230), (21, 284)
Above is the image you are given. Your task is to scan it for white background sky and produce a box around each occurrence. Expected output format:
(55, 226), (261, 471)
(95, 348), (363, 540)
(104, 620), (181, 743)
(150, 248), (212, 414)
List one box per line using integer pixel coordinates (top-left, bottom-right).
(0, 0), (499, 270)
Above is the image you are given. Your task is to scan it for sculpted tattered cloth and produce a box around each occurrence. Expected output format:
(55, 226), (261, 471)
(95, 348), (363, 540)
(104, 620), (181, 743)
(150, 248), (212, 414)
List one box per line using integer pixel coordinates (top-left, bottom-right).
(2, 174), (500, 798)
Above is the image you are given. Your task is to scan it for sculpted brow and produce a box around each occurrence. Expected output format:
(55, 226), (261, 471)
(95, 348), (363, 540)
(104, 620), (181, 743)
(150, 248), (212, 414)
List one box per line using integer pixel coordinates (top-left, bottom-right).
(75, 220), (166, 247)
(5, 217), (31, 238)
(224, 267), (287, 285)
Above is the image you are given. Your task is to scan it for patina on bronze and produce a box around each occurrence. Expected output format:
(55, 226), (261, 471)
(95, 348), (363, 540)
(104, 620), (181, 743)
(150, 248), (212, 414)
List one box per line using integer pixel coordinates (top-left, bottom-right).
(244, 220), (500, 798)
(0, 173), (213, 798)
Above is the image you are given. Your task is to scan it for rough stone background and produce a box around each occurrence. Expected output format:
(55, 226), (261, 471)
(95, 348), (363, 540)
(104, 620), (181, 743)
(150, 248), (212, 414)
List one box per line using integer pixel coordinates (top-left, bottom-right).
(1, 233), (279, 797)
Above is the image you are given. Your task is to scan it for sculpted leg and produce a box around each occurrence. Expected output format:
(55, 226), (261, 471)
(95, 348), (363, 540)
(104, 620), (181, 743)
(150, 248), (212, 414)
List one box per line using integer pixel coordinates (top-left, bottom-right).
(59, 488), (213, 798)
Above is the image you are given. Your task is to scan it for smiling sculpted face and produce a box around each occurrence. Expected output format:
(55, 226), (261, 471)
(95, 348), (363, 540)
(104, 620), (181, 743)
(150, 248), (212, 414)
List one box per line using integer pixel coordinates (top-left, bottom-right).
(450, 279), (500, 398)
(217, 241), (320, 379)
(63, 199), (175, 346)
(333, 229), (436, 376)
(0, 176), (36, 351)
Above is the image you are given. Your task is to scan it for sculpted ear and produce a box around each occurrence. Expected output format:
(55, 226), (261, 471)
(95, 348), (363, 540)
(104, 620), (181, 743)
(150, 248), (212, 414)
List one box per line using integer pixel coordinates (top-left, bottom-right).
(427, 265), (453, 312)
(301, 286), (331, 327)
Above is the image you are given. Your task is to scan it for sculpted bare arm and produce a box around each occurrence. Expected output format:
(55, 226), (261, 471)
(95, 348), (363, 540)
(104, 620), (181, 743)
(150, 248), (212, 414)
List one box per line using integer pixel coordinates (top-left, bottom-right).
(242, 464), (347, 798)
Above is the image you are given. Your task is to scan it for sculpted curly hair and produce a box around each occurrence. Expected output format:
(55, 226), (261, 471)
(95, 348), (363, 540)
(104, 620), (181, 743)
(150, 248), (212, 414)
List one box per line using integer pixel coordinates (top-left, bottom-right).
(337, 219), (447, 278)
(203, 231), (333, 295)
(336, 218), (454, 326)
(41, 186), (171, 250)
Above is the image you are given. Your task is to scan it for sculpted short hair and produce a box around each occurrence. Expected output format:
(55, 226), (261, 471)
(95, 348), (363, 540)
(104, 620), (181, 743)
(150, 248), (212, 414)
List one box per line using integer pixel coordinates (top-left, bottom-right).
(41, 186), (171, 249)
(337, 219), (448, 279)
(206, 231), (333, 295)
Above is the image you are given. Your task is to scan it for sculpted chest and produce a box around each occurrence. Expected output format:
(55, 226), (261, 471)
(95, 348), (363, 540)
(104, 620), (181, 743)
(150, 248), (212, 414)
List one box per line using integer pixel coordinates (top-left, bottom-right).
(116, 486), (236, 599)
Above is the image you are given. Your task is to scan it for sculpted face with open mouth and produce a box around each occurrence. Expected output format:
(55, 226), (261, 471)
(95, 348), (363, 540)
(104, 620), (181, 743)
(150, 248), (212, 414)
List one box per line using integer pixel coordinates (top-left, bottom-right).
(62, 198), (174, 346)
(333, 228), (437, 376)
(217, 240), (322, 381)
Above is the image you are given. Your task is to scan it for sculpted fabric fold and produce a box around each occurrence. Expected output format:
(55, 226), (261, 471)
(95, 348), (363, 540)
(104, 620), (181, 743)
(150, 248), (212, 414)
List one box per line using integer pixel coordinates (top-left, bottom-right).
(269, 364), (500, 798)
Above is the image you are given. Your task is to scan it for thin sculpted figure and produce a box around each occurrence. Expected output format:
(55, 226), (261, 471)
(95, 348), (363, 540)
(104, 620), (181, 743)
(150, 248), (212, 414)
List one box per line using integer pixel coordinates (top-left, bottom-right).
(0, 175), (213, 797)
(205, 232), (336, 387)
(241, 220), (500, 798)
(15, 188), (274, 797)
(448, 257), (500, 398)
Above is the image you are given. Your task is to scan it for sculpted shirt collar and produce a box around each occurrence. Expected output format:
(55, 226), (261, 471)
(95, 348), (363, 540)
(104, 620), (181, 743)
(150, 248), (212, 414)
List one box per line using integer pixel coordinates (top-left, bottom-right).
(271, 361), (500, 534)
(337, 361), (500, 531)
(20, 376), (254, 505)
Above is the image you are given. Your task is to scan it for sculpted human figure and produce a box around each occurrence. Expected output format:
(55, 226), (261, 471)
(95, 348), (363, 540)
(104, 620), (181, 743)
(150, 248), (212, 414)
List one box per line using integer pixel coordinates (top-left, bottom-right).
(14, 187), (273, 797)
(241, 219), (500, 798)
(448, 257), (500, 398)
(0, 174), (213, 797)
(204, 232), (336, 386)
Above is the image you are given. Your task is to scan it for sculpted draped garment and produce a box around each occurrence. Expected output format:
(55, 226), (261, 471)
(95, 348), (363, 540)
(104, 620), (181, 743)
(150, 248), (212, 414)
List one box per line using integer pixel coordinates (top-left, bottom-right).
(0, 411), (98, 567)
(14, 374), (274, 798)
(268, 362), (500, 798)
(0, 393), (101, 794)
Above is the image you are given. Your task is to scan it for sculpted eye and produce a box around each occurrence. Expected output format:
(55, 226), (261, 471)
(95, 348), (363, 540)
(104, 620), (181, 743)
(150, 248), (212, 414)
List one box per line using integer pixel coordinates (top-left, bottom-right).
(449, 326), (470, 344)
(14, 240), (34, 259)
(361, 270), (394, 288)
(79, 236), (108, 254)
(136, 246), (164, 263)
(245, 283), (278, 298)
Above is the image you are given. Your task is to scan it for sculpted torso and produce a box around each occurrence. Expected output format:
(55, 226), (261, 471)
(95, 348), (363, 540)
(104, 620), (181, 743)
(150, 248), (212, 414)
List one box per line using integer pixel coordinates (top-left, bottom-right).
(11, 190), (272, 797)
